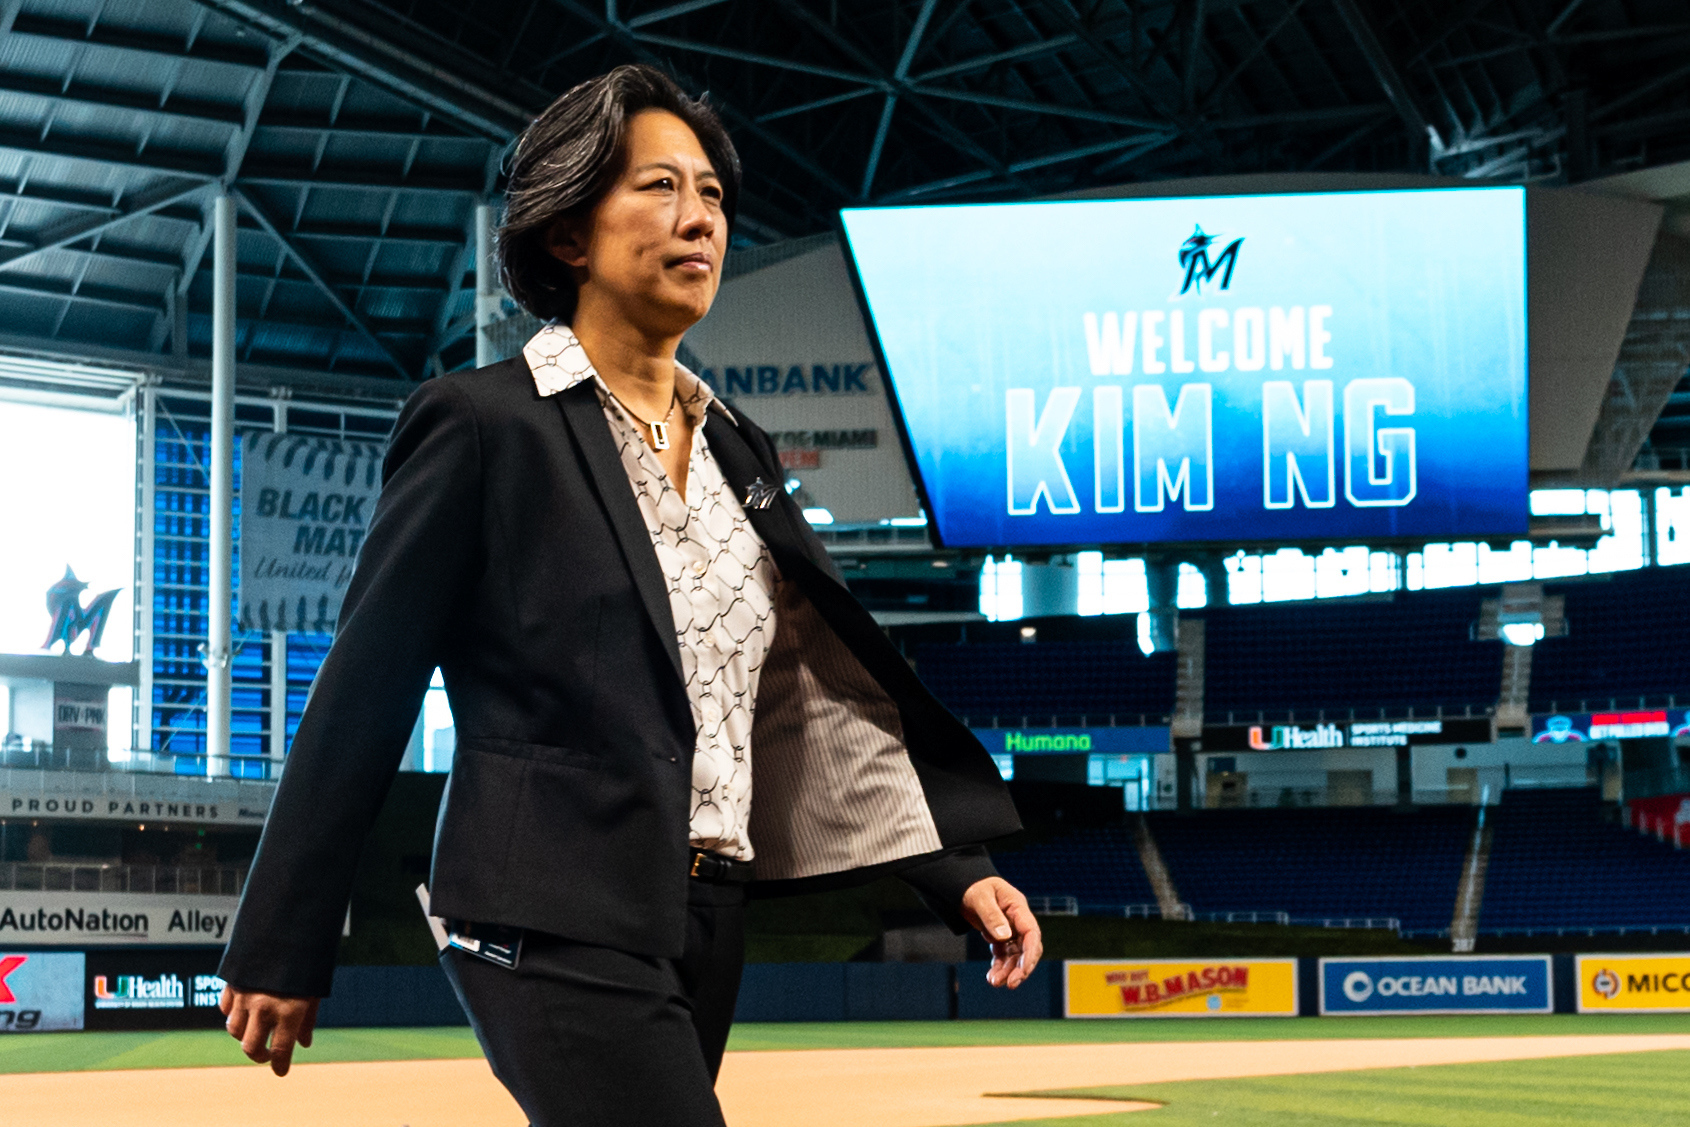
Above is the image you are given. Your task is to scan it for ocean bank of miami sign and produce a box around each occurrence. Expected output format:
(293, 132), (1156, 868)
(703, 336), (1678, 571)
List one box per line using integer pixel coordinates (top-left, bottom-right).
(1320, 956), (1552, 1015)
(841, 188), (1528, 548)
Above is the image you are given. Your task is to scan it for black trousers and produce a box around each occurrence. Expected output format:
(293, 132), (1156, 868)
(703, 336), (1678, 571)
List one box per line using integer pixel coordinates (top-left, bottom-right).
(441, 879), (747, 1127)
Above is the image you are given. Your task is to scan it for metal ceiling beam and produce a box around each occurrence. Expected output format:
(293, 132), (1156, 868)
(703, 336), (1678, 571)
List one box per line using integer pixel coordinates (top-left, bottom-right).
(0, 129), (222, 181)
(191, 0), (530, 142)
(238, 167), (483, 194)
(631, 32), (878, 85)
(1201, 0), (1310, 111)
(546, 0), (858, 204)
(771, 0), (1026, 194)
(756, 87), (880, 123)
(625, 0), (733, 28)
(859, 0), (941, 199)
(909, 86), (1166, 128)
(0, 183), (212, 275)
(1329, 0), (1435, 146)
(9, 12), (271, 69)
(0, 73), (246, 129)
(1040, 0), (1178, 125)
(877, 129), (1176, 202)
(232, 188), (410, 378)
(911, 35), (1081, 83)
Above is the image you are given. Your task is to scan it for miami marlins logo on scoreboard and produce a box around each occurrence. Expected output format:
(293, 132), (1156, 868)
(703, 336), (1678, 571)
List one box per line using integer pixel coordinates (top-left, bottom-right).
(1177, 225), (1243, 296)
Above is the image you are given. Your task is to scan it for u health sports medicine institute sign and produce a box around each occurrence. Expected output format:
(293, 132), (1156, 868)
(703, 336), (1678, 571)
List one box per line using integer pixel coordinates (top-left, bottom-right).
(842, 188), (1527, 548)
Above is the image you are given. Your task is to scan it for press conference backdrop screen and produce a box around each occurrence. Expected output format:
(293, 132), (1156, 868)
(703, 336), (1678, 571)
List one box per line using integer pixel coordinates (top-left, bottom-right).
(839, 188), (1528, 547)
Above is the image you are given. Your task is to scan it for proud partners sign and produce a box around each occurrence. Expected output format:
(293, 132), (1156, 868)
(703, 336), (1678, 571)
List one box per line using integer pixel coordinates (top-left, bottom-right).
(239, 430), (386, 635)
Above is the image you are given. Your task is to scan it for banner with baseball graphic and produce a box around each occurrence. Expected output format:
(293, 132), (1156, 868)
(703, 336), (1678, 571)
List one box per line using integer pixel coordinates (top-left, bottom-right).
(239, 430), (386, 635)
(1578, 954), (1690, 1013)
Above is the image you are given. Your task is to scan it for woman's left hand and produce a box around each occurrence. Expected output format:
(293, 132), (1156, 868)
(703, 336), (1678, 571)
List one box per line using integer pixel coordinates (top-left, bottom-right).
(960, 877), (1043, 989)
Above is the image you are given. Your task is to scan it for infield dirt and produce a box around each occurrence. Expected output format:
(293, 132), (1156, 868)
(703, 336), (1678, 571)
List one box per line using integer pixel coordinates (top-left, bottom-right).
(2, 1033), (1689, 1126)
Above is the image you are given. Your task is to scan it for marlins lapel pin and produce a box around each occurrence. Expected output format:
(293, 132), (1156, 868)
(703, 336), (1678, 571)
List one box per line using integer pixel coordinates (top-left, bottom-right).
(743, 478), (780, 510)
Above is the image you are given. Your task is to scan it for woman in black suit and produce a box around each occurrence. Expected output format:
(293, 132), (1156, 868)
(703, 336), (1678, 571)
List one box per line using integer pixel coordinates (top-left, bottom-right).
(218, 65), (1040, 1126)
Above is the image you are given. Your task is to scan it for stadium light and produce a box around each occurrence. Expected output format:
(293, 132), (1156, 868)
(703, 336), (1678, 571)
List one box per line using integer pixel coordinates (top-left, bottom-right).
(1500, 622), (1545, 646)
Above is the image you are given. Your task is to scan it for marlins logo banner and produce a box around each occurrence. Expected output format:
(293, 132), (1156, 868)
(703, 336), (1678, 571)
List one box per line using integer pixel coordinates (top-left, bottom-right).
(1065, 958), (1297, 1018)
(239, 431), (386, 635)
(841, 188), (1527, 548)
(1578, 954), (1690, 1013)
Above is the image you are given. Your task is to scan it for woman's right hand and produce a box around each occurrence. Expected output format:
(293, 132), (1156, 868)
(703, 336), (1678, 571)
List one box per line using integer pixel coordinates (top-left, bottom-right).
(220, 985), (321, 1076)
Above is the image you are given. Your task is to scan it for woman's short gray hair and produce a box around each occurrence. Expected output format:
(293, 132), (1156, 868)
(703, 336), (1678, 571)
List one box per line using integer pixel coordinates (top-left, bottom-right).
(498, 64), (740, 324)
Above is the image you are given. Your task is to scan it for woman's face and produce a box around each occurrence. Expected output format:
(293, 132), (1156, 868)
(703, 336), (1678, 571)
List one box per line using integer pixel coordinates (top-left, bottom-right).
(551, 109), (728, 336)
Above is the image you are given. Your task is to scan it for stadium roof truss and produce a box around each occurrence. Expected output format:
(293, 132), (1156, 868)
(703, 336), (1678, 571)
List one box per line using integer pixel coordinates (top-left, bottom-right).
(0, 0), (1686, 462)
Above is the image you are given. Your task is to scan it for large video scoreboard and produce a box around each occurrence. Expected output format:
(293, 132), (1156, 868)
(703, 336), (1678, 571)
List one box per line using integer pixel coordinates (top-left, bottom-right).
(840, 188), (1528, 549)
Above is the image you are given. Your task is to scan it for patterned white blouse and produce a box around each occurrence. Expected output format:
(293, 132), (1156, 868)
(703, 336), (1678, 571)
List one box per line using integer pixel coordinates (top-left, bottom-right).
(523, 323), (776, 861)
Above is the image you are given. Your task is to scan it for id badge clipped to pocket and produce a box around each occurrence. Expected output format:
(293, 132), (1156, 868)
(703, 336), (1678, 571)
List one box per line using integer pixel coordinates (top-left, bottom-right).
(446, 920), (525, 970)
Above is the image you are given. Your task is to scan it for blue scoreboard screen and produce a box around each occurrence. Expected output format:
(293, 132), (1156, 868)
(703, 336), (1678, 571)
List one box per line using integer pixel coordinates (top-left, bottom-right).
(839, 188), (1528, 548)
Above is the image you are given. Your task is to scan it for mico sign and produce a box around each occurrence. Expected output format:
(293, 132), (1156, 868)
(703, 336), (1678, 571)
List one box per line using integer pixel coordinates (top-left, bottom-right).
(1320, 956), (1552, 1015)
(1577, 954), (1690, 1013)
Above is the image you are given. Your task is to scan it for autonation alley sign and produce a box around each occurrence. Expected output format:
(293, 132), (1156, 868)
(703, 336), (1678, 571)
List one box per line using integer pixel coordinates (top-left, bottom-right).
(0, 893), (240, 946)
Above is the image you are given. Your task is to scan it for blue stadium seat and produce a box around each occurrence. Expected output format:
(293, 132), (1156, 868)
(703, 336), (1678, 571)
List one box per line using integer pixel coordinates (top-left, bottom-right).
(1530, 569), (1690, 712)
(1479, 787), (1690, 933)
(914, 641), (1176, 722)
(1145, 807), (1472, 931)
(992, 807), (1471, 931)
(991, 826), (1159, 910)
(1201, 587), (1501, 719)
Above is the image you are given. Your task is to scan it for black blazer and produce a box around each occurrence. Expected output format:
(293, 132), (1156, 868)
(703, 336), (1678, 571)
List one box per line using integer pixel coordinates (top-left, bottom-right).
(219, 358), (1020, 997)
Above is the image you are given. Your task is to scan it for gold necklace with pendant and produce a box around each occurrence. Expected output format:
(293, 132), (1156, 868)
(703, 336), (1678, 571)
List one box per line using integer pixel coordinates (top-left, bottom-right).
(636, 391), (680, 451)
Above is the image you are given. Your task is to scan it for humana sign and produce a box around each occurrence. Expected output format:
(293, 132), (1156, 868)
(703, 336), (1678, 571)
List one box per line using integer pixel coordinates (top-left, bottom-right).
(1003, 732), (1093, 752)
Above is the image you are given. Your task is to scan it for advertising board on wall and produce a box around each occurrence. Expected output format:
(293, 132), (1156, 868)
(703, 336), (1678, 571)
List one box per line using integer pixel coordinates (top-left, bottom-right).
(0, 787), (269, 826)
(1065, 958), (1298, 1018)
(1533, 710), (1690, 743)
(85, 949), (228, 1031)
(0, 893), (240, 947)
(1577, 954), (1690, 1013)
(0, 951), (85, 1032)
(972, 727), (1171, 755)
(239, 430), (386, 635)
(1319, 956), (1552, 1015)
(1202, 718), (1493, 752)
(842, 188), (1528, 549)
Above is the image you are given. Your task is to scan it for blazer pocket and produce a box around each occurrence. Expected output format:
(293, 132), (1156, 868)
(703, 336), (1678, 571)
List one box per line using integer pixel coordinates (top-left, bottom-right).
(459, 736), (603, 772)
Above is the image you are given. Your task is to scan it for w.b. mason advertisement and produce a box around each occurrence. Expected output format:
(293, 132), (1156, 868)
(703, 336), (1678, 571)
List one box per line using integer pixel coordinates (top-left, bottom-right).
(239, 431), (386, 634)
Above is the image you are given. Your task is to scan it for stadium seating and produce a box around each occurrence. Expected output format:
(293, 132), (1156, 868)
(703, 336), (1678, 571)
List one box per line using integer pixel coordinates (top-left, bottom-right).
(990, 826), (1159, 910)
(1144, 807), (1474, 932)
(1479, 787), (1690, 933)
(1529, 569), (1690, 712)
(913, 641), (1176, 723)
(992, 807), (1472, 931)
(1201, 587), (1502, 720)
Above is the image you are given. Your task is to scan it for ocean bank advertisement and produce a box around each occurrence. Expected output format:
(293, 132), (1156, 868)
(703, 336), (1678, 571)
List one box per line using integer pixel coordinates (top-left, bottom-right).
(1065, 958), (1298, 1018)
(1578, 954), (1690, 1013)
(0, 952), (85, 1032)
(1320, 956), (1551, 1015)
(841, 188), (1528, 547)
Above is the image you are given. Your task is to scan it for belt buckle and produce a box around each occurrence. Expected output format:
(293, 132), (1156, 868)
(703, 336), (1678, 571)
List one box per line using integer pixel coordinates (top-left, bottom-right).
(690, 851), (707, 878)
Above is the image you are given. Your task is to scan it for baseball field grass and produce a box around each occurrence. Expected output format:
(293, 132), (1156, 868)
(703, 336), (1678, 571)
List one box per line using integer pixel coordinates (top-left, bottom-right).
(2, 1014), (1687, 1074)
(962, 1048), (1690, 1125)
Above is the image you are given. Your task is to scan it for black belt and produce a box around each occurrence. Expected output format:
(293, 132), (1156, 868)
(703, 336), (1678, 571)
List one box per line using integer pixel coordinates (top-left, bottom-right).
(689, 850), (754, 884)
